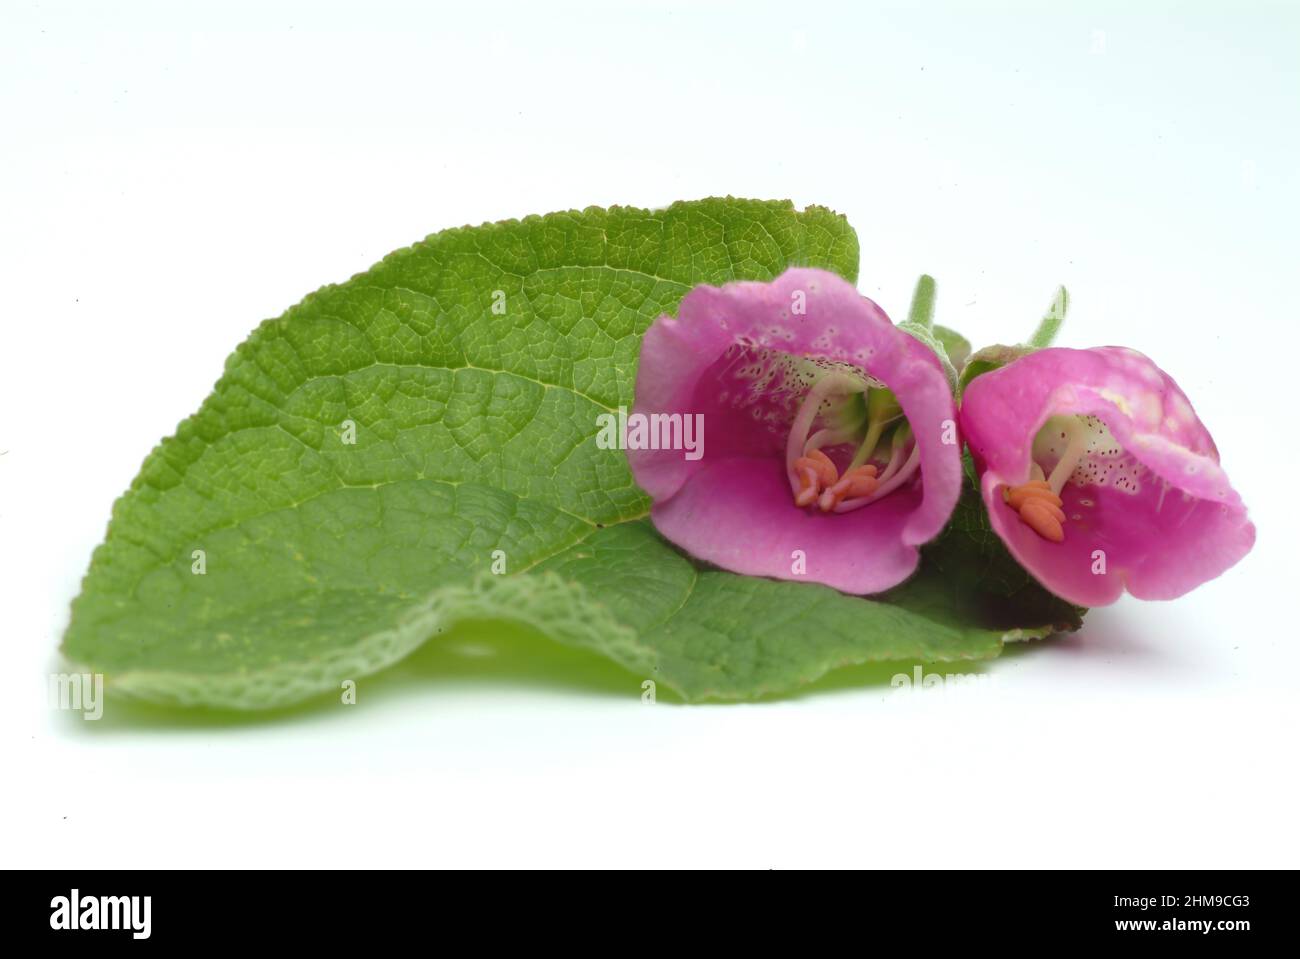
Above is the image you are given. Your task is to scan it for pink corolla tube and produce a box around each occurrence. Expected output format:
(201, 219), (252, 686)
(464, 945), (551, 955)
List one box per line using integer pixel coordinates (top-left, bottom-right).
(960, 346), (1255, 606)
(627, 268), (962, 595)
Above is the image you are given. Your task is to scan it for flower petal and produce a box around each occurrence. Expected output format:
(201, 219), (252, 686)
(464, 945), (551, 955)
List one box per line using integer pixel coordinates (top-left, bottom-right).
(628, 268), (962, 594)
(651, 457), (924, 594)
(961, 346), (1255, 605)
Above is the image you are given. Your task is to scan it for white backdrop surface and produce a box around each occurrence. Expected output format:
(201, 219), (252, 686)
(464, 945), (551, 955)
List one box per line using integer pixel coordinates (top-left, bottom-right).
(1, 1), (1296, 868)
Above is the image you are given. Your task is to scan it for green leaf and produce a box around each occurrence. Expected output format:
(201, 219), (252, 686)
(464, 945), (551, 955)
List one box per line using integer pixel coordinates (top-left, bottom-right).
(886, 463), (1085, 637)
(533, 521), (1016, 700)
(63, 198), (1065, 711)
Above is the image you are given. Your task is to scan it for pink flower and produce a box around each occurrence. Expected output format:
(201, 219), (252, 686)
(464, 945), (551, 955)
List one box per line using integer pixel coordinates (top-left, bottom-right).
(626, 268), (962, 594)
(959, 346), (1255, 606)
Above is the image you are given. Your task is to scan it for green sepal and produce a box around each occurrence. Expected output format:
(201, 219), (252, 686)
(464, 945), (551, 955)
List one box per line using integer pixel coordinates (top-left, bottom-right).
(957, 286), (1070, 396)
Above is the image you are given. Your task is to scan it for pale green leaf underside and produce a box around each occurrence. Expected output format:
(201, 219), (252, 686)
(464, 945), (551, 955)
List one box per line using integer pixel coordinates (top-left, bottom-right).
(64, 198), (1046, 709)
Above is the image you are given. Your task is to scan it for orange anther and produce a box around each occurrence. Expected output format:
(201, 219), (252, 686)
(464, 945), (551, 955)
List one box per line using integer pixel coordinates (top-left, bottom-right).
(1035, 499), (1066, 523)
(794, 466), (820, 507)
(1003, 480), (1068, 542)
(793, 453), (882, 511)
(817, 463), (877, 511)
(1006, 485), (1064, 512)
(793, 452), (841, 509)
(796, 455), (838, 488)
(805, 448), (839, 485)
(847, 477), (877, 498)
(1020, 500), (1065, 542)
(844, 465), (879, 498)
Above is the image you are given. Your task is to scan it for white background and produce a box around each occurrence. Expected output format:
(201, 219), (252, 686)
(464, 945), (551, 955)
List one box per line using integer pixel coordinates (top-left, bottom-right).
(2, 1), (1297, 868)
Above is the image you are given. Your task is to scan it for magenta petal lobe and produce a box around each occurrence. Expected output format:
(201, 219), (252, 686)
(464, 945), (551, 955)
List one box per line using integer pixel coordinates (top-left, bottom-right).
(960, 346), (1255, 606)
(626, 268), (962, 595)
